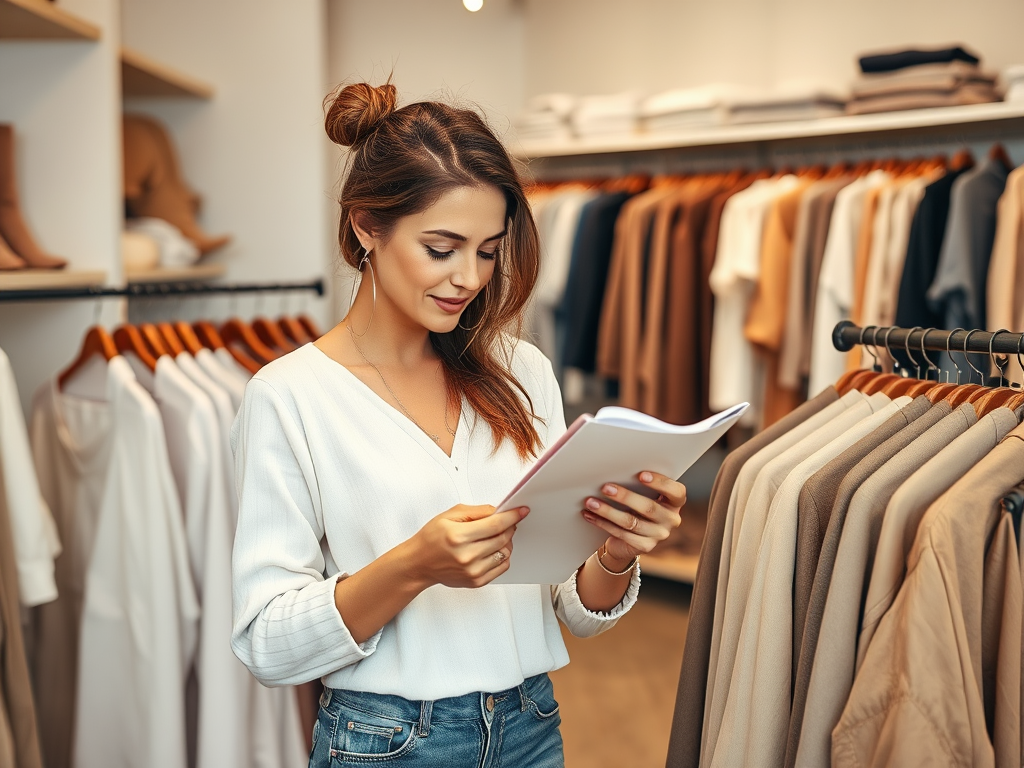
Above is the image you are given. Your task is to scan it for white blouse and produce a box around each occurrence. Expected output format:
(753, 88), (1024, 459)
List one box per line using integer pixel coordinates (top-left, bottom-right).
(230, 339), (639, 700)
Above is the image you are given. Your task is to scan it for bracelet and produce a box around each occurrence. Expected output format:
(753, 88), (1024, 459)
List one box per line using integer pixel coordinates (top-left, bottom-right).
(596, 543), (639, 576)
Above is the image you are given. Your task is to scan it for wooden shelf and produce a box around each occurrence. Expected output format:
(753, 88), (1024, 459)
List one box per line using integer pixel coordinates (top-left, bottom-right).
(121, 46), (214, 99)
(0, 0), (100, 40)
(516, 101), (1024, 159)
(125, 263), (225, 284)
(0, 268), (106, 292)
(640, 550), (699, 583)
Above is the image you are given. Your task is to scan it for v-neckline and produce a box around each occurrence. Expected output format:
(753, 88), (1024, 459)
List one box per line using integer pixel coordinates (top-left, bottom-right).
(308, 343), (464, 461)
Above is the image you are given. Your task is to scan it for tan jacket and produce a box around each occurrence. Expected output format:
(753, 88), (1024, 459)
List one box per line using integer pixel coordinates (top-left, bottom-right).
(986, 167), (1024, 384)
(833, 422), (1024, 768)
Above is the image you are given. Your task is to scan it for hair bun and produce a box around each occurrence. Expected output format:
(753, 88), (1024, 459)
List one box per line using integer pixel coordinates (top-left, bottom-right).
(325, 82), (398, 147)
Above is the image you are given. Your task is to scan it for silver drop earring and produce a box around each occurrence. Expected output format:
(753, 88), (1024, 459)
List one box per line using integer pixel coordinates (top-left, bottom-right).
(346, 248), (376, 337)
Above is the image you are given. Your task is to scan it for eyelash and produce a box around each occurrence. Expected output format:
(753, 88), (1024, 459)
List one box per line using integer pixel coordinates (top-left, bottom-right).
(424, 246), (496, 261)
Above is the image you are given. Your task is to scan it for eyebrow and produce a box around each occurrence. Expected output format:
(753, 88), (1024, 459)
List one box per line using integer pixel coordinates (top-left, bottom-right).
(422, 229), (507, 242)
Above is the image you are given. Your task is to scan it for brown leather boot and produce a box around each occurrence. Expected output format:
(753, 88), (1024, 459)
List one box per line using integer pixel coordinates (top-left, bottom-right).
(123, 114), (230, 256)
(0, 124), (67, 269)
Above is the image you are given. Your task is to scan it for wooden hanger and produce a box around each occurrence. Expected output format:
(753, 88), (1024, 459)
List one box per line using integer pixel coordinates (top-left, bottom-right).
(989, 143), (1014, 171)
(174, 321), (205, 356)
(950, 148), (975, 172)
(297, 315), (322, 340)
(58, 326), (119, 390)
(157, 323), (186, 357)
(279, 316), (311, 346)
(112, 325), (158, 371)
(252, 316), (297, 353)
(221, 318), (278, 365)
(194, 319), (262, 374)
(139, 324), (170, 359)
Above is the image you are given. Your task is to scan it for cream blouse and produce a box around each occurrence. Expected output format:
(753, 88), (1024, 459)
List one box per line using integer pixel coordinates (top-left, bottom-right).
(230, 339), (639, 700)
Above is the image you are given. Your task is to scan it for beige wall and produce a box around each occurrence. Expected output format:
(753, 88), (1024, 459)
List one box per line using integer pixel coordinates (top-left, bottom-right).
(523, 0), (1024, 98)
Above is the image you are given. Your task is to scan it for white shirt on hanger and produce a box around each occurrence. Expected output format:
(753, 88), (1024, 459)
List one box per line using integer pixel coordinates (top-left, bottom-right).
(195, 346), (248, 412)
(0, 345), (59, 606)
(808, 170), (890, 395)
(709, 176), (799, 428)
(68, 356), (199, 768)
(230, 340), (640, 700)
(173, 350), (306, 768)
(214, 347), (254, 388)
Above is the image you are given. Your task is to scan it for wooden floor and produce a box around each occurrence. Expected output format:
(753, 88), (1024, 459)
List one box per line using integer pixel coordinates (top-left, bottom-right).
(551, 577), (691, 768)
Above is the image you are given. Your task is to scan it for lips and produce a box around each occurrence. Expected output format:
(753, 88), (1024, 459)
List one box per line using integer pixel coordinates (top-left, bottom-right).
(431, 296), (469, 314)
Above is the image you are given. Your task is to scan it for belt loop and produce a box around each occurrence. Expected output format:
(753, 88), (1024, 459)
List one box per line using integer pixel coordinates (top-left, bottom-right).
(418, 699), (433, 738)
(518, 683), (528, 712)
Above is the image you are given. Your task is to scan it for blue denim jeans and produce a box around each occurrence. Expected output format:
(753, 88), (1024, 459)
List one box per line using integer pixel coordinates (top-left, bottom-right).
(308, 673), (564, 767)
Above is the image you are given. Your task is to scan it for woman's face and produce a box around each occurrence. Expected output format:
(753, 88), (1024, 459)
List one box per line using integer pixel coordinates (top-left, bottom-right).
(358, 184), (507, 335)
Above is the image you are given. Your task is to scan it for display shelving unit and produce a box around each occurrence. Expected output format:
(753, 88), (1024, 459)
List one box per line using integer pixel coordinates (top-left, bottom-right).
(0, 269), (106, 292)
(0, 0), (100, 40)
(121, 46), (214, 99)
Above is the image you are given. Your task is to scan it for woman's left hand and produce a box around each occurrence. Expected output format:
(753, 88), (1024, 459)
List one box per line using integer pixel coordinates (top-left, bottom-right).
(582, 471), (686, 563)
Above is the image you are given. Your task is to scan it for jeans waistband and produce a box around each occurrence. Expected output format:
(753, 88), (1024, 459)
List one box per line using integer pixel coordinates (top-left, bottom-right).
(322, 674), (550, 737)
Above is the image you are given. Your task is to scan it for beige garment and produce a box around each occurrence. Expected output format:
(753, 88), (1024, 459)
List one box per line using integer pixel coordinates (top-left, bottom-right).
(795, 403), (976, 768)
(847, 83), (999, 114)
(833, 422), (1024, 768)
(982, 512), (1022, 768)
(746, 181), (812, 426)
(986, 167), (1024, 384)
(702, 390), (866, 763)
(858, 407), (1020, 668)
(708, 397), (910, 768)
(779, 177), (854, 390)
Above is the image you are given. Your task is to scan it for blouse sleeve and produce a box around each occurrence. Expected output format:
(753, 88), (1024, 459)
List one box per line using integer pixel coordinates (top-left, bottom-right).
(524, 344), (642, 636)
(230, 378), (381, 687)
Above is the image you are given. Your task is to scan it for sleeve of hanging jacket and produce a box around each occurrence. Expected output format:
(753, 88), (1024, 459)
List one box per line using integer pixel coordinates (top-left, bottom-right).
(230, 378), (381, 686)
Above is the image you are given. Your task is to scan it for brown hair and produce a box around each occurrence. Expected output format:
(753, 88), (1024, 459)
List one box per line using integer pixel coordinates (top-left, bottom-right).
(325, 81), (543, 458)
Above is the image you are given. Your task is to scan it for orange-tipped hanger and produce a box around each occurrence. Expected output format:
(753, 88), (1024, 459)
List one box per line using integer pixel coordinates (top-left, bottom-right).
(112, 325), (158, 372)
(989, 143), (1013, 171)
(139, 323), (170, 359)
(970, 330), (1020, 416)
(885, 326), (930, 397)
(860, 326), (903, 394)
(823, 160), (850, 180)
(221, 318), (277, 366)
(252, 316), (297, 354)
(943, 329), (986, 407)
(157, 322), (185, 357)
(279, 315), (311, 346)
(297, 315), (322, 340)
(950, 148), (975, 172)
(835, 325), (884, 394)
(174, 321), (205, 356)
(58, 326), (119, 390)
(194, 319), (261, 374)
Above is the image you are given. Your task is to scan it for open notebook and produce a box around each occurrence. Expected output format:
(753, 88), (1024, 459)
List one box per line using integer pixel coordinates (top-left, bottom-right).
(493, 402), (748, 584)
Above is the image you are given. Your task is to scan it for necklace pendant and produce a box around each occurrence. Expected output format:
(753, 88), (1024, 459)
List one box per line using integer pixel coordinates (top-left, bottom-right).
(430, 434), (440, 443)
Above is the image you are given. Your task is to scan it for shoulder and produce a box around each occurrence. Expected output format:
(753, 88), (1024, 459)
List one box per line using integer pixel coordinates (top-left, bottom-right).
(497, 335), (555, 391)
(249, 343), (322, 397)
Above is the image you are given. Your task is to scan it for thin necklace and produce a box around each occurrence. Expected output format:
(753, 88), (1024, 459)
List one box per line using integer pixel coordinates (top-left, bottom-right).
(347, 324), (456, 444)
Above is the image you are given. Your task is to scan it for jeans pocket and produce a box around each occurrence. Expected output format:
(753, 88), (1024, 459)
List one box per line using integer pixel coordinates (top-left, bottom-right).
(329, 701), (417, 762)
(523, 674), (561, 721)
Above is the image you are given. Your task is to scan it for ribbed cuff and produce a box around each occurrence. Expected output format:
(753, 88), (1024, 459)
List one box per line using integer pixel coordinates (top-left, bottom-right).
(556, 561), (641, 637)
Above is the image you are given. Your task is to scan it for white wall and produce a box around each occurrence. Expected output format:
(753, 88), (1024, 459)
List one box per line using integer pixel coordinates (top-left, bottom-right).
(0, 0), (124, 415)
(122, 0), (331, 328)
(523, 0), (1024, 97)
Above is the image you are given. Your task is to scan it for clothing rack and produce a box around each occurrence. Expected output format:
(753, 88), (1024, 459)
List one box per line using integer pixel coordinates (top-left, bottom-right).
(832, 320), (1024, 358)
(0, 277), (324, 303)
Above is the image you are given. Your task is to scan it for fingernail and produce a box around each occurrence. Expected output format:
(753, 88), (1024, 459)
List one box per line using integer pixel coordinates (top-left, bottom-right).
(640, 472), (653, 483)
(582, 511), (596, 522)
(519, 507), (530, 518)
(586, 498), (600, 511)
(603, 484), (617, 496)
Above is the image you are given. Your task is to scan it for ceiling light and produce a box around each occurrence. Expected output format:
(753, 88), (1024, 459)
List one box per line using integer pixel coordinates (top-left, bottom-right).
(463, 0), (483, 11)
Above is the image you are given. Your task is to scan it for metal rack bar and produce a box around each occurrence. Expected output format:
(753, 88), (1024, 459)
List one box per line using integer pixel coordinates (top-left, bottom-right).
(0, 278), (325, 303)
(832, 321), (1024, 357)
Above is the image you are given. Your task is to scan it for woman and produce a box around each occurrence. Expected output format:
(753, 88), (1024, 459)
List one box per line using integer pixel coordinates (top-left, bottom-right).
(230, 82), (686, 767)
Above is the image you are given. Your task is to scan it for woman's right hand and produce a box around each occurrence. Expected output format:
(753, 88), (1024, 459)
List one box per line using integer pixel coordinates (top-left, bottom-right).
(408, 504), (529, 589)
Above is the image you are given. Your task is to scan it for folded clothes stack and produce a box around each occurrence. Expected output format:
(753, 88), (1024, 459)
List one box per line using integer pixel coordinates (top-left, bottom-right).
(639, 85), (749, 133)
(723, 86), (847, 124)
(514, 93), (576, 143)
(1004, 65), (1024, 103)
(848, 45), (1001, 115)
(570, 92), (641, 138)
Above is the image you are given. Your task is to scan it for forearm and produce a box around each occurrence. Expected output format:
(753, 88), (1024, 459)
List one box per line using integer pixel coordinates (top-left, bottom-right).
(334, 538), (433, 644)
(574, 549), (634, 613)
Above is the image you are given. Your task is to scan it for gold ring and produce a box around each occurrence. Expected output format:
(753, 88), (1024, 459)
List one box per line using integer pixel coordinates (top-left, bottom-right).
(628, 515), (639, 532)
(494, 551), (506, 563)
